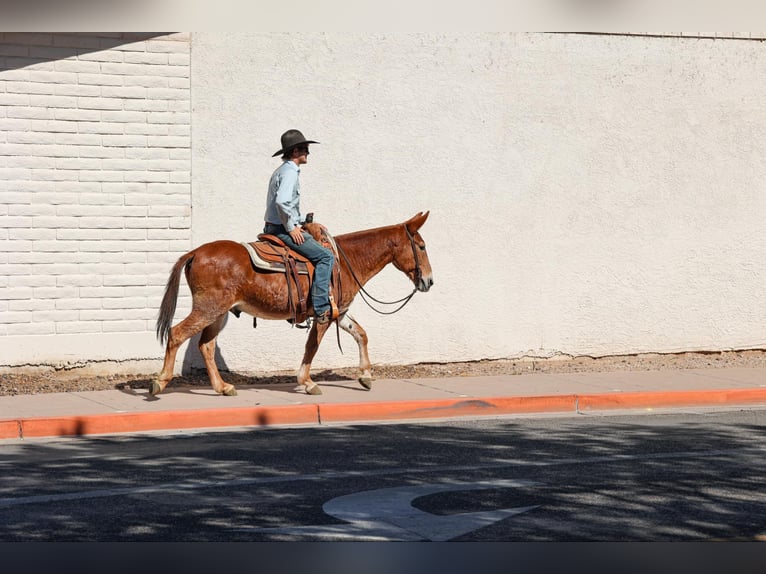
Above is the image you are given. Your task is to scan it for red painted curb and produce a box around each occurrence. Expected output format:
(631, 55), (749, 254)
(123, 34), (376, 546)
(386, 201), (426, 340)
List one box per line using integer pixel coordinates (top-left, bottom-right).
(1, 388), (764, 439)
(578, 388), (766, 411)
(318, 395), (579, 422)
(0, 404), (319, 439)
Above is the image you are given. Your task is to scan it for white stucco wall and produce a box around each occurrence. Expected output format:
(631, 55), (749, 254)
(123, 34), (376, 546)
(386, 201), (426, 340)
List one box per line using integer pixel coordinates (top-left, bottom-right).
(188, 32), (766, 374)
(2, 32), (765, 376)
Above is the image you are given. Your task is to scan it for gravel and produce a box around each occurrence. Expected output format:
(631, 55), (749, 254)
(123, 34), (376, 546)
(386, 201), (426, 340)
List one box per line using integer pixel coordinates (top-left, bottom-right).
(2, 350), (766, 397)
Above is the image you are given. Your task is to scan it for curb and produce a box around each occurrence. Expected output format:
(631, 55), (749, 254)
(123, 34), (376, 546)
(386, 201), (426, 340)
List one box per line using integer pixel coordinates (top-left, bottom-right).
(1, 388), (765, 439)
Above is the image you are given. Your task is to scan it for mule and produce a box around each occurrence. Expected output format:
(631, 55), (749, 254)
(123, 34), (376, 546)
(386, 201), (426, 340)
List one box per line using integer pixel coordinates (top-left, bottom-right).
(153, 211), (433, 396)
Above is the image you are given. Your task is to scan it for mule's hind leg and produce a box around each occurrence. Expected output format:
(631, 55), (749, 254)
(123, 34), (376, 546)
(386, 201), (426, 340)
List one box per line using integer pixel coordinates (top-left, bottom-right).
(198, 314), (237, 396)
(338, 313), (373, 390)
(152, 310), (218, 396)
(297, 320), (333, 395)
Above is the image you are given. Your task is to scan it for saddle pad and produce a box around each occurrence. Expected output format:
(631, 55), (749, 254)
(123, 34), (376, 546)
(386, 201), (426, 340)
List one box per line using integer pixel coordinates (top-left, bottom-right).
(241, 241), (310, 274)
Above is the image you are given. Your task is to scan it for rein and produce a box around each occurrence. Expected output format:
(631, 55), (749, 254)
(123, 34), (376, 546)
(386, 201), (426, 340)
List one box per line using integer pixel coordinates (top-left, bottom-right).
(336, 224), (419, 315)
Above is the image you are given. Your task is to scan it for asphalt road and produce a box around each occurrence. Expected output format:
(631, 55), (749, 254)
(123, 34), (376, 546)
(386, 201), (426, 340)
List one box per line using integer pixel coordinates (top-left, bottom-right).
(1, 408), (764, 542)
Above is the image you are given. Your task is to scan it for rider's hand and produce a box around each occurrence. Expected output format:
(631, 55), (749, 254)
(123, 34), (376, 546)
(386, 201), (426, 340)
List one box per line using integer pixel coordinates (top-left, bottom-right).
(289, 227), (305, 245)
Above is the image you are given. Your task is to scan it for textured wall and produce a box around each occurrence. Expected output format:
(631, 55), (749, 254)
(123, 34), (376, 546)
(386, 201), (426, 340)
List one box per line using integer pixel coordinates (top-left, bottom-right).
(189, 32), (766, 374)
(0, 33), (191, 369)
(3, 32), (766, 376)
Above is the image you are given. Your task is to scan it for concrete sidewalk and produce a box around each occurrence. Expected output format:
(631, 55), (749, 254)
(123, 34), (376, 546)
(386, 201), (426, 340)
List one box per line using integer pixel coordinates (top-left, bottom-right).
(1, 367), (765, 439)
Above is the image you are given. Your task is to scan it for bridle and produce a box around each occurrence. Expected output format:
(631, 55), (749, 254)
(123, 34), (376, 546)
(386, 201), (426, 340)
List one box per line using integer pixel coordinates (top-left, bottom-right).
(335, 224), (422, 315)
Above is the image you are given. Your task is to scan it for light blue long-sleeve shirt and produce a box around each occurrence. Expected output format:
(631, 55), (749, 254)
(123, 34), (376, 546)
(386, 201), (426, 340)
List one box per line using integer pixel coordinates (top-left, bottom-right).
(264, 160), (304, 232)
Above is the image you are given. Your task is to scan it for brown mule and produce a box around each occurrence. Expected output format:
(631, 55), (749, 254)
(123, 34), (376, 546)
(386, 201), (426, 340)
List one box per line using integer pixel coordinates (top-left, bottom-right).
(153, 212), (433, 396)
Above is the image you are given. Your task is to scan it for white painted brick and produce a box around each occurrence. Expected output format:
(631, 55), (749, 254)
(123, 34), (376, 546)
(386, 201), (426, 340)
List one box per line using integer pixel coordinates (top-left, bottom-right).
(147, 205), (189, 217)
(103, 275), (147, 287)
(80, 286), (125, 298)
(2, 33), (54, 45)
(0, 69), (30, 82)
(147, 40), (190, 54)
(52, 35), (103, 50)
(100, 86), (147, 99)
(35, 120), (78, 133)
(57, 228), (101, 240)
(76, 217), (132, 229)
(34, 310), (78, 323)
(32, 169), (79, 181)
(147, 135), (189, 148)
(55, 83), (101, 97)
(12, 156), (56, 169)
(52, 274), (102, 288)
(122, 75), (168, 89)
(0, 311), (32, 324)
(169, 172), (191, 183)
(29, 70), (79, 85)
(125, 147), (168, 160)
(8, 204), (56, 216)
(101, 110), (148, 123)
(10, 228), (56, 240)
(146, 88), (189, 101)
(55, 157), (103, 170)
(56, 298), (101, 310)
(78, 50), (125, 63)
(56, 321), (101, 334)
(168, 53), (190, 66)
(8, 322), (55, 335)
(0, 44), (29, 57)
(105, 228), (146, 240)
(147, 228), (190, 240)
(0, 93), (30, 105)
(0, 286), (34, 299)
(168, 77), (190, 90)
(123, 99), (168, 112)
(123, 171), (170, 183)
(2, 216), (34, 228)
(100, 252), (147, 264)
(102, 134), (148, 147)
(54, 108), (101, 122)
(7, 81), (54, 95)
(8, 275), (55, 287)
(123, 123), (168, 136)
(102, 297), (147, 310)
(1, 239), (32, 252)
(78, 121), (125, 135)
(102, 320), (145, 333)
(33, 240), (79, 252)
(29, 46), (78, 60)
(33, 215), (79, 228)
(77, 192), (128, 205)
(78, 146), (125, 159)
(123, 51), (168, 65)
(78, 73), (124, 87)
(100, 181), (145, 194)
(29, 94), (78, 108)
(8, 131), (56, 144)
(0, 118), (31, 131)
(2, 263), (33, 275)
(10, 298), (54, 312)
(7, 107), (50, 120)
(77, 170), (124, 182)
(77, 96), (125, 111)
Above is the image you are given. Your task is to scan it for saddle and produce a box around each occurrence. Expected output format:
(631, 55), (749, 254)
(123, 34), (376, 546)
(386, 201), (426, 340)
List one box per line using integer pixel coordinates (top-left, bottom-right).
(240, 223), (340, 325)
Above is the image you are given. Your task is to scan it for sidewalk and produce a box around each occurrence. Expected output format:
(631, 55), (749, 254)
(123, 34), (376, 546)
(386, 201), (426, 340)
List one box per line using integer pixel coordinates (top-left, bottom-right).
(1, 367), (765, 439)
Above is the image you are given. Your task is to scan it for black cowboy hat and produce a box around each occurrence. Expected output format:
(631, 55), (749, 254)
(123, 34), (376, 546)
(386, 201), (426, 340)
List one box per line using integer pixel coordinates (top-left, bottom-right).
(272, 129), (319, 157)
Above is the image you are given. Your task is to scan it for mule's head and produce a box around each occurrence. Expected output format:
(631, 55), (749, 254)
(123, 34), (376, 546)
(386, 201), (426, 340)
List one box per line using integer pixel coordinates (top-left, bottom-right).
(393, 211), (434, 292)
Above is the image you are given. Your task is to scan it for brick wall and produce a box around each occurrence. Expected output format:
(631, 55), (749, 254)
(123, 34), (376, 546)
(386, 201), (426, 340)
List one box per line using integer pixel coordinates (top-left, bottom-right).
(0, 33), (191, 368)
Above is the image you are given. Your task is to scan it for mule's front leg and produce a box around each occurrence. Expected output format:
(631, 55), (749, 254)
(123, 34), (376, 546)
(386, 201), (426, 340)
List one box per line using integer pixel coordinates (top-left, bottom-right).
(338, 313), (373, 390)
(297, 320), (332, 395)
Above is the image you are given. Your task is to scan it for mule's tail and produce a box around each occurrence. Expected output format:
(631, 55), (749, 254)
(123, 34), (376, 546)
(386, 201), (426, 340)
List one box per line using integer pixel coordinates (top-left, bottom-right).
(156, 251), (195, 346)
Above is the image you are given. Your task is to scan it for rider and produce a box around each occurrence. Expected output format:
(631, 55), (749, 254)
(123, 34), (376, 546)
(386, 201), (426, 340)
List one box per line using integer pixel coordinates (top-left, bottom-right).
(264, 129), (335, 324)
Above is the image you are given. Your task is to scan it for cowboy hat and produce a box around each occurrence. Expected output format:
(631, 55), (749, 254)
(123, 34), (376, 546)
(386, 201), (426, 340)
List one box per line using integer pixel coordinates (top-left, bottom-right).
(272, 129), (319, 157)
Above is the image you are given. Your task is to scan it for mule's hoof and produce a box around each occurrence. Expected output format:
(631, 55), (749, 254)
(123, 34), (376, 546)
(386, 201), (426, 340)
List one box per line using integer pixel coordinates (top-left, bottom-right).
(149, 382), (163, 396)
(306, 384), (323, 396)
(359, 377), (373, 390)
(223, 387), (238, 397)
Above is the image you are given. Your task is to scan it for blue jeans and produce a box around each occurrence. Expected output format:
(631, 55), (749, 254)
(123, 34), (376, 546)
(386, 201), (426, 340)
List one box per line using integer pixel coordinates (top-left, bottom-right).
(263, 223), (334, 315)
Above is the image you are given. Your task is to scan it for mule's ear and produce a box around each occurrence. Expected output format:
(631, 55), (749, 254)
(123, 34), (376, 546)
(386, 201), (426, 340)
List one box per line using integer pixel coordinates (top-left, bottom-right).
(406, 211), (430, 233)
